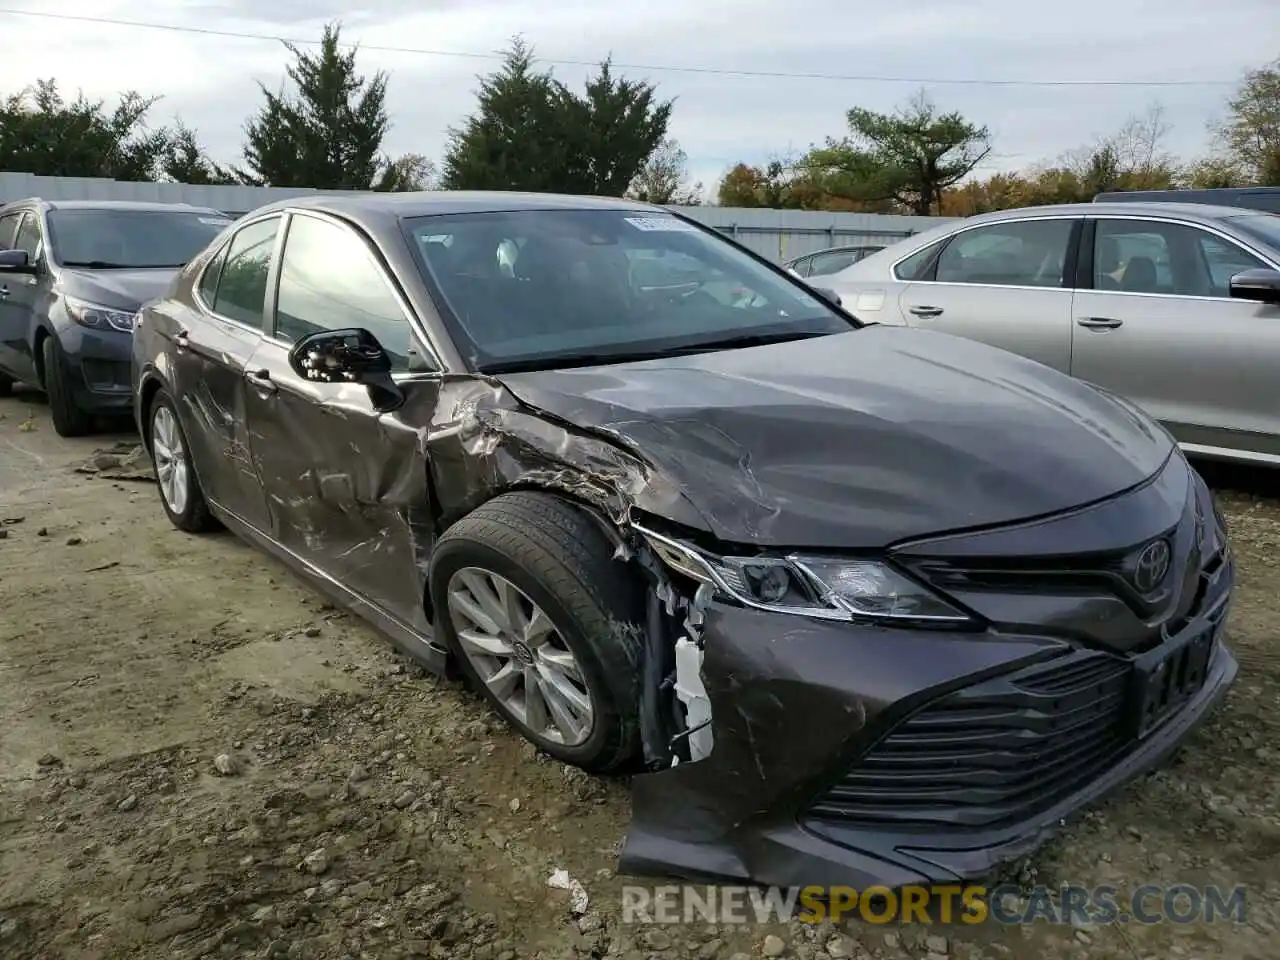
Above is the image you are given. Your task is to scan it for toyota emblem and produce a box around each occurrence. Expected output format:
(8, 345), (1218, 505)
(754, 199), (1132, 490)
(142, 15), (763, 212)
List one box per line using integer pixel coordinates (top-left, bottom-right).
(1133, 538), (1172, 593)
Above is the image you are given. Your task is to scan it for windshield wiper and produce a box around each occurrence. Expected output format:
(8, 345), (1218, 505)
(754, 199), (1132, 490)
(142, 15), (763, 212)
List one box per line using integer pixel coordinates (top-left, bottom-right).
(480, 329), (838, 375)
(661, 328), (835, 355)
(61, 260), (134, 269)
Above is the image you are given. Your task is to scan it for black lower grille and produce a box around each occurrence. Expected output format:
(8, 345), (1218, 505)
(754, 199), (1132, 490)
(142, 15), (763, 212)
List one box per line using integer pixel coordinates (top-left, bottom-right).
(805, 650), (1135, 830)
(81, 358), (130, 390)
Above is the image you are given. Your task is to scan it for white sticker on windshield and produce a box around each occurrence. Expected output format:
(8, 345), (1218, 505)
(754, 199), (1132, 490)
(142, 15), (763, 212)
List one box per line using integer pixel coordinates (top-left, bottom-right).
(624, 216), (699, 232)
(199, 217), (232, 225)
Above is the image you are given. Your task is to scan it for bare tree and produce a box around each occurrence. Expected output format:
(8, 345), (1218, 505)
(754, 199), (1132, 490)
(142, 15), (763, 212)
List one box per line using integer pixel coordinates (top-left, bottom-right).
(628, 138), (703, 204)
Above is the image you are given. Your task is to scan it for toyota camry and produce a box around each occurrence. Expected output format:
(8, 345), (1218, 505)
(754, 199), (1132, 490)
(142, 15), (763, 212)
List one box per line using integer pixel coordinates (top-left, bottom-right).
(130, 192), (1236, 890)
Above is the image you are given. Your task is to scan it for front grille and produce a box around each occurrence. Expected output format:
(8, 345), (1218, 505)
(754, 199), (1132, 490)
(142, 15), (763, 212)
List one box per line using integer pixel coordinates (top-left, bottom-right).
(805, 650), (1134, 830)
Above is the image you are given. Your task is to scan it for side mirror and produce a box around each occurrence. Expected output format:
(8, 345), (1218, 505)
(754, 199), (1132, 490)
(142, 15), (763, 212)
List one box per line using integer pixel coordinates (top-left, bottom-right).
(811, 285), (842, 307)
(287, 327), (404, 411)
(1229, 268), (1280, 305)
(0, 249), (34, 273)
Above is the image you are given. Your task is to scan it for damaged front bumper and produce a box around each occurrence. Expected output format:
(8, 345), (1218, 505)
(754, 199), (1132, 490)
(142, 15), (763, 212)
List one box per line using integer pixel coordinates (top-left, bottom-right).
(619, 568), (1237, 891)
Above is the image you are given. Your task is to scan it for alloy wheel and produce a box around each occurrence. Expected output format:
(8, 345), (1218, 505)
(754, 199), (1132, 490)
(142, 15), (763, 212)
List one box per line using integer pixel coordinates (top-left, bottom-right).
(151, 404), (190, 516)
(446, 566), (594, 746)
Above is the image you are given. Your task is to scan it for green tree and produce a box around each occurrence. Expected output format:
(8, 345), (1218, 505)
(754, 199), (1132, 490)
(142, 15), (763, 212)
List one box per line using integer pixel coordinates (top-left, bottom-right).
(373, 153), (437, 192)
(800, 90), (991, 215)
(441, 37), (673, 195)
(0, 79), (174, 181)
(1217, 57), (1280, 185)
(239, 21), (396, 189)
(159, 121), (237, 185)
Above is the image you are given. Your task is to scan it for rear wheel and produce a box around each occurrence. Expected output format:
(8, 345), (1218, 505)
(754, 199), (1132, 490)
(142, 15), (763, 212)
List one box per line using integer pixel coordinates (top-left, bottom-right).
(430, 492), (644, 773)
(41, 336), (92, 437)
(147, 390), (220, 533)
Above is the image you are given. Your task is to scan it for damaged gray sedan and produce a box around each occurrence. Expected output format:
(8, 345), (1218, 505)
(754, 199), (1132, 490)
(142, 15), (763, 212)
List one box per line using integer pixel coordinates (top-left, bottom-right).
(131, 192), (1237, 891)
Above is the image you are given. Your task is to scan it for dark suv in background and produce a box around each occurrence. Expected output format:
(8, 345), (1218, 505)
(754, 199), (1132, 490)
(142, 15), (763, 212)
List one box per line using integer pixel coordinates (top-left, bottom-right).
(0, 199), (233, 435)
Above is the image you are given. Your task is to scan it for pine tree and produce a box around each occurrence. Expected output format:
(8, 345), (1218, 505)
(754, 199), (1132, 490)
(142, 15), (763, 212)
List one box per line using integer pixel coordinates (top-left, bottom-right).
(239, 21), (391, 189)
(441, 37), (673, 195)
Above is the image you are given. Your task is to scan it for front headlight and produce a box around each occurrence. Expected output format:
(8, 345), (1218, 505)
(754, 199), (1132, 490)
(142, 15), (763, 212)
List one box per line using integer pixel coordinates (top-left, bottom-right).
(64, 296), (138, 333)
(634, 524), (974, 626)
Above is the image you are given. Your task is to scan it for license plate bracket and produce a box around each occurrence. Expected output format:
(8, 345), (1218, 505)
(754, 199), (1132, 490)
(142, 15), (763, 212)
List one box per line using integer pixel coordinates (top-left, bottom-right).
(1127, 624), (1216, 740)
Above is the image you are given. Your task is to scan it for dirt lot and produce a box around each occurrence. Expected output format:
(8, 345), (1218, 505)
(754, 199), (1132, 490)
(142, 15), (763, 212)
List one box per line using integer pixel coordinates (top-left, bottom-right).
(1, 386), (1277, 960)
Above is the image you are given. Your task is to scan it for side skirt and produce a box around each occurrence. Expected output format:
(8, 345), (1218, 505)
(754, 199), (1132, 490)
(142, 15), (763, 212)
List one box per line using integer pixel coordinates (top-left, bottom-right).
(207, 498), (451, 676)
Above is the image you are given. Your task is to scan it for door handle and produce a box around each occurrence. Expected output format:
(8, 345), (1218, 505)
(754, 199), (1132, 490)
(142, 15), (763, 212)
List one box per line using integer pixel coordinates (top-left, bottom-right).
(174, 330), (190, 352)
(908, 305), (943, 318)
(0, 285), (8, 299)
(244, 368), (277, 394)
(1077, 317), (1124, 329)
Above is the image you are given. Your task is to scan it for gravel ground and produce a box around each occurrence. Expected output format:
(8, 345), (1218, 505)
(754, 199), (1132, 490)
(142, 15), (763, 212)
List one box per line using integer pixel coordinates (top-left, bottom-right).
(1, 386), (1277, 960)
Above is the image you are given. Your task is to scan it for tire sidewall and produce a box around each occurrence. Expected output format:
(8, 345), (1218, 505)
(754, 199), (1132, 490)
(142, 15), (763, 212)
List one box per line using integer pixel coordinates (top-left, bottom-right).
(42, 335), (89, 436)
(148, 391), (202, 530)
(430, 537), (634, 768)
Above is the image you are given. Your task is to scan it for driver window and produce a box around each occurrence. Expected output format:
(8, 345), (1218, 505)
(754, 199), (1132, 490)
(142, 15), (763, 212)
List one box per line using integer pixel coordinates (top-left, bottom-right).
(13, 214), (43, 262)
(274, 214), (415, 371)
(0, 213), (22, 250)
(1196, 233), (1267, 298)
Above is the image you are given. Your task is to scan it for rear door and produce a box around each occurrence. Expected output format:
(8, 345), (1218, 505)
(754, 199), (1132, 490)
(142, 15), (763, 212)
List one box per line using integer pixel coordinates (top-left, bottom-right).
(897, 216), (1082, 372)
(175, 214), (280, 531)
(1069, 216), (1280, 459)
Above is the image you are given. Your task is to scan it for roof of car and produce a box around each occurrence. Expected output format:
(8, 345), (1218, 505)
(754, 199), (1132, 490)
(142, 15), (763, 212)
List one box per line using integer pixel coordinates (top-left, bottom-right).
(251, 190), (664, 220)
(964, 201), (1267, 223)
(1, 198), (224, 214)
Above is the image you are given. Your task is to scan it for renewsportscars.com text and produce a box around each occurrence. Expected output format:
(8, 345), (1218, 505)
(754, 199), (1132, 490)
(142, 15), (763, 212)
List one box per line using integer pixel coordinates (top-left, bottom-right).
(621, 883), (1248, 926)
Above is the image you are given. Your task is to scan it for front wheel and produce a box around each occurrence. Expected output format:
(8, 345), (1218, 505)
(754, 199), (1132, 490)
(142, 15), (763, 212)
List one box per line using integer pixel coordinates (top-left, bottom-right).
(147, 390), (220, 533)
(429, 492), (644, 773)
(0, 372), (13, 398)
(41, 336), (92, 437)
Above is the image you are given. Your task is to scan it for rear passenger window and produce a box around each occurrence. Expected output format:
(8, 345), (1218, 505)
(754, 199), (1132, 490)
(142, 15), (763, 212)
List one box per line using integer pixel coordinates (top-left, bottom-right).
(211, 217), (279, 328)
(893, 239), (947, 281)
(935, 219), (1074, 288)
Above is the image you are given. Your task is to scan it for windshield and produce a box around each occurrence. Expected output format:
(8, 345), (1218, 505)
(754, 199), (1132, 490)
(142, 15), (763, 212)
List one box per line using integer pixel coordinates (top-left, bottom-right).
(47, 208), (233, 268)
(403, 209), (854, 373)
(1225, 214), (1280, 255)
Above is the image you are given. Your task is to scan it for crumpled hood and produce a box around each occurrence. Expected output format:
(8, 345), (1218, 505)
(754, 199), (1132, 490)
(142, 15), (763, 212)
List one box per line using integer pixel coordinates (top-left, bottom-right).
(496, 326), (1174, 548)
(58, 267), (179, 312)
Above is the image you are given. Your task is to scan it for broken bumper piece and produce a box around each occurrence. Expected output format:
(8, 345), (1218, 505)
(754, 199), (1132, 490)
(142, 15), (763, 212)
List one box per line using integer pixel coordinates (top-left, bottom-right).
(619, 601), (1237, 889)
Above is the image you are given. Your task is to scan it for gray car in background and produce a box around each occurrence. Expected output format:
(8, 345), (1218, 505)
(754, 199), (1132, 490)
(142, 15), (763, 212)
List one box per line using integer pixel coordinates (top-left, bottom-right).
(783, 243), (885, 278)
(827, 202), (1280, 466)
(0, 199), (233, 435)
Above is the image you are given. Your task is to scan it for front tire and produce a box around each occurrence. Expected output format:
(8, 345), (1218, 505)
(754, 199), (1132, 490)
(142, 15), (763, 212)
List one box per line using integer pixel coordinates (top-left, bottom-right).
(0, 373), (13, 398)
(147, 390), (220, 533)
(430, 492), (644, 773)
(41, 336), (92, 437)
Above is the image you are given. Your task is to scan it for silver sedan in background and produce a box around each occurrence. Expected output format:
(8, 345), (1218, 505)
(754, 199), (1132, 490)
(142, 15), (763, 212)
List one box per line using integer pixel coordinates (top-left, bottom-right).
(827, 202), (1280, 466)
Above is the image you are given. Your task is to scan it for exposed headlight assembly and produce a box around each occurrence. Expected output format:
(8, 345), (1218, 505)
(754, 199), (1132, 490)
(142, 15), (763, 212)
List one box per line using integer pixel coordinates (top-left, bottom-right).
(633, 524), (974, 626)
(65, 295), (138, 333)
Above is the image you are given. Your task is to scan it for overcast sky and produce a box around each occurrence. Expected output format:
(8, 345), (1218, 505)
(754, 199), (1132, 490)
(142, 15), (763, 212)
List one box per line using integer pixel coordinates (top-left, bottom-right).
(2, 1), (1277, 197)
